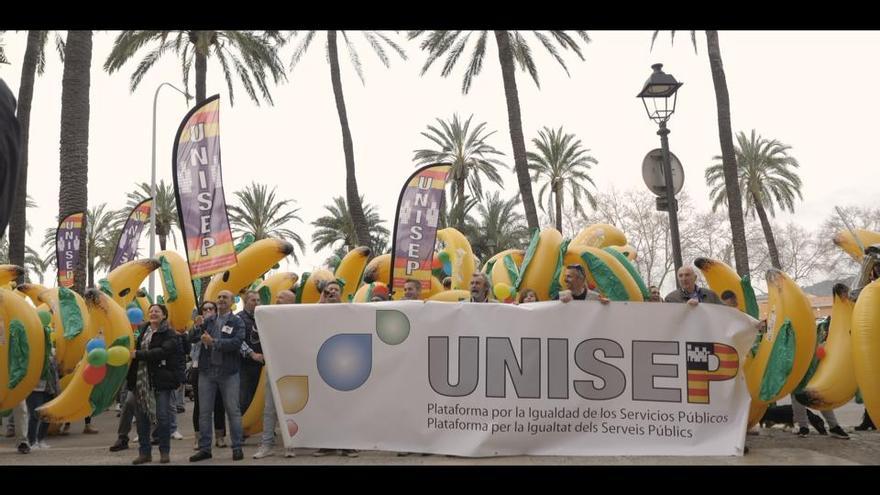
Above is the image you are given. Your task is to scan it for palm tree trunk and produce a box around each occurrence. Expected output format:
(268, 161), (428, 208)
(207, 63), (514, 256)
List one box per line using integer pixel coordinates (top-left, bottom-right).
(328, 31), (371, 248)
(706, 31), (750, 278)
(195, 38), (207, 104)
(9, 31), (42, 285)
(494, 31), (539, 233)
(454, 174), (466, 229)
(87, 255), (95, 289)
(554, 186), (563, 234)
(58, 30), (92, 295)
(752, 194), (782, 269)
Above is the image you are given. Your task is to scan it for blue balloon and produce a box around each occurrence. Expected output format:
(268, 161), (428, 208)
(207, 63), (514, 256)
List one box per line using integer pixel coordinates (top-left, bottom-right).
(86, 337), (106, 353)
(127, 307), (144, 324)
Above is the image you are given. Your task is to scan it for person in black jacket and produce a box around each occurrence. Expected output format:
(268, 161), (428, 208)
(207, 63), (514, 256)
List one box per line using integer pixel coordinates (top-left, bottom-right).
(129, 304), (181, 465)
(237, 290), (264, 414)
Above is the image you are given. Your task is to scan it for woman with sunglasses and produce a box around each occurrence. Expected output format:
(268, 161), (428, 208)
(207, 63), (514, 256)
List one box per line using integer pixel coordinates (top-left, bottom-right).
(188, 301), (228, 450)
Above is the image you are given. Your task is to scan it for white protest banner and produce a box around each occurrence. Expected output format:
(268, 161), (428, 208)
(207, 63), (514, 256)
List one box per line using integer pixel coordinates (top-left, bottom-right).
(256, 300), (757, 457)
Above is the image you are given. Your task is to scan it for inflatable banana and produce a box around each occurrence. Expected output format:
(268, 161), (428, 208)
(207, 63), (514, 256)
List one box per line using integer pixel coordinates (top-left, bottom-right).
(204, 238), (294, 303)
(745, 269), (816, 404)
(0, 288), (46, 409)
(557, 243), (643, 301)
(134, 289), (152, 316)
(798, 284), (857, 410)
(352, 282), (390, 303)
(571, 224), (627, 249)
(436, 228), (477, 291)
(37, 360), (92, 423)
(515, 228), (563, 301)
(155, 250), (197, 332)
(335, 246), (371, 302)
(427, 289), (471, 302)
(603, 247), (649, 300)
(833, 229), (880, 261)
(487, 250), (526, 289)
(0, 265), (24, 286)
(852, 278), (880, 426)
(296, 269), (336, 304)
(38, 287), (95, 375)
(694, 257), (759, 318)
(15, 282), (49, 307)
(608, 244), (637, 262)
(82, 289), (134, 416)
(255, 272), (300, 305)
(362, 253), (391, 286)
(101, 258), (161, 307)
(243, 367), (267, 435)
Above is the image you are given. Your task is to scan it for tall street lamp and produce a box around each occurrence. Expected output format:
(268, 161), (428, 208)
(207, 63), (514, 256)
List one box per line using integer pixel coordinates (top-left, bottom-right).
(638, 63), (684, 284)
(149, 82), (191, 297)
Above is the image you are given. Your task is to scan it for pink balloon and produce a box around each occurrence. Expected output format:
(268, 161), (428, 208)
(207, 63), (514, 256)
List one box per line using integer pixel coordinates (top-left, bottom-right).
(286, 419), (299, 437)
(82, 364), (107, 385)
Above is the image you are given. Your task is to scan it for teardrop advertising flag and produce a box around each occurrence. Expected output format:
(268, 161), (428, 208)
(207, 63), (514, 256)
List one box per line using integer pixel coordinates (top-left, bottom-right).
(56, 211), (85, 288)
(110, 198), (152, 270)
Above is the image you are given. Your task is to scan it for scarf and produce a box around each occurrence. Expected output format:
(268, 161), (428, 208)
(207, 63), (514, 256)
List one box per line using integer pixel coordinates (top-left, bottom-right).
(135, 326), (158, 425)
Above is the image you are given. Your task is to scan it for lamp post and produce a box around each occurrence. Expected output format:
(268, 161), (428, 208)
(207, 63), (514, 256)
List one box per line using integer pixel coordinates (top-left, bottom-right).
(149, 82), (191, 297)
(638, 63), (684, 284)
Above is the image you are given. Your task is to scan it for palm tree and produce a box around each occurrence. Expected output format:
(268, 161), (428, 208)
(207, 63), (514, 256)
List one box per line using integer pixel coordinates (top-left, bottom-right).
(288, 31), (406, 249)
(58, 30), (92, 294)
(42, 203), (120, 288)
(526, 126), (598, 235)
(7, 31), (64, 285)
(227, 182), (306, 262)
(104, 31), (286, 105)
(412, 113), (506, 224)
(408, 31), (592, 233)
(466, 192), (530, 262)
(311, 195), (390, 255)
(126, 180), (178, 251)
(706, 130), (802, 270)
(651, 30), (750, 278)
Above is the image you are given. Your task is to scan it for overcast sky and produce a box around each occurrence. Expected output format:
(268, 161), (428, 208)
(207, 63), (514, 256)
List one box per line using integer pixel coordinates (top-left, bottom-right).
(1, 30), (877, 287)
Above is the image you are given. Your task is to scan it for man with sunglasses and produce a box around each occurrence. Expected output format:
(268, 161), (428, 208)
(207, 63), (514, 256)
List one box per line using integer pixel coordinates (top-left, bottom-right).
(556, 265), (610, 304)
(190, 290), (246, 462)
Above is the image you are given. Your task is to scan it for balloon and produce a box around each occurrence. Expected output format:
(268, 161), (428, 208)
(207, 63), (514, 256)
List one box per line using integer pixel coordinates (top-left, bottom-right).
(106, 346), (130, 367)
(87, 348), (108, 367)
(816, 345), (826, 360)
(493, 283), (514, 302)
(127, 307), (144, 325)
(86, 337), (106, 353)
(82, 364), (107, 385)
(438, 251), (452, 276)
(38, 310), (52, 327)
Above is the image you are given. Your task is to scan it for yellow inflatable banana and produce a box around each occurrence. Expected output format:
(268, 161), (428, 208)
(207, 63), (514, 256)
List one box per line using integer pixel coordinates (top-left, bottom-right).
(833, 229), (880, 261)
(436, 228), (477, 291)
(0, 265), (24, 286)
(335, 246), (371, 302)
(102, 258), (161, 307)
(427, 289), (471, 302)
(603, 247), (649, 300)
(243, 367), (267, 435)
(134, 289), (151, 316)
(852, 278), (880, 426)
(352, 282), (390, 303)
(296, 269), (336, 304)
(255, 272), (299, 305)
(155, 250), (197, 332)
(515, 228), (563, 301)
(558, 244), (643, 301)
(362, 253), (391, 286)
(0, 288), (46, 409)
(798, 284), (857, 410)
(481, 249), (525, 272)
(745, 269), (816, 404)
(15, 282), (49, 307)
(38, 287), (95, 375)
(571, 224), (627, 249)
(695, 257), (746, 312)
(487, 250), (526, 289)
(37, 360), (93, 423)
(204, 238), (294, 303)
(608, 244), (637, 262)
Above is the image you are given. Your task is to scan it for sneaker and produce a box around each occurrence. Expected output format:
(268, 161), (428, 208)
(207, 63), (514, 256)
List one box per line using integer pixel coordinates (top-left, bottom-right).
(109, 437), (129, 452)
(132, 435), (139, 442)
(312, 448), (335, 457)
(132, 454), (152, 465)
(189, 450), (212, 462)
(29, 442), (41, 450)
(232, 449), (244, 461)
(17, 442), (30, 454)
(797, 426), (809, 437)
(37, 441), (50, 449)
(253, 446), (274, 459)
(285, 448), (296, 458)
(83, 424), (99, 434)
(171, 430), (184, 440)
(215, 435), (227, 448)
(341, 449), (359, 458)
(829, 426), (850, 439)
